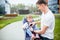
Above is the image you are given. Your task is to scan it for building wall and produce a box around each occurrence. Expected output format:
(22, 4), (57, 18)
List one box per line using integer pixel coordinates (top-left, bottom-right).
(0, 0), (5, 15)
(58, 0), (60, 13)
(46, 0), (48, 3)
(48, 0), (58, 13)
(5, 3), (10, 14)
(58, 0), (60, 4)
(0, 0), (5, 6)
(5, 0), (10, 14)
(46, 0), (60, 14)
(0, 0), (10, 15)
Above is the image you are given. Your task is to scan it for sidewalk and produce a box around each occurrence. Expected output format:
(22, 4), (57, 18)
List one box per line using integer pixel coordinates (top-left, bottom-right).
(0, 21), (25, 40)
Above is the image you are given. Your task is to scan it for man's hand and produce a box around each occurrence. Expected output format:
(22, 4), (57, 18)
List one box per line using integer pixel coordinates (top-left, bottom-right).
(34, 30), (41, 34)
(31, 21), (40, 26)
(31, 22), (36, 26)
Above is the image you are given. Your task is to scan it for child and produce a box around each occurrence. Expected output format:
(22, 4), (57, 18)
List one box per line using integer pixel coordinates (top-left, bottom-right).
(22, 15), (40, 40)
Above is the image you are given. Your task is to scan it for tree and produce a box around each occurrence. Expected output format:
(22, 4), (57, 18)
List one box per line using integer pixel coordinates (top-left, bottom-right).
(11, 4), (25, 13)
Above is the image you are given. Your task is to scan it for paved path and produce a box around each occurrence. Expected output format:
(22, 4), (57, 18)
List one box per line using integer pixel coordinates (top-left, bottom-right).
(0, 21), (25, 40)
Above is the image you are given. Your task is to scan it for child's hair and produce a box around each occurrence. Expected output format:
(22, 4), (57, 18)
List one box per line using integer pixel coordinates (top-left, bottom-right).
(23, 14), (34, 24)
(26, 14), (33, 19)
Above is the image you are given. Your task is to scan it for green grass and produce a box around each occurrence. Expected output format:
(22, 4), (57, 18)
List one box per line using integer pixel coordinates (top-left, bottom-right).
(0, 15), (24, 29)
(54, 18), (60, 40)
(0, 15), (39, 29)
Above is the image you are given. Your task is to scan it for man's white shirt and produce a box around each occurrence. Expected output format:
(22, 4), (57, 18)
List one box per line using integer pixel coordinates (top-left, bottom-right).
(40, 9), (55, 39)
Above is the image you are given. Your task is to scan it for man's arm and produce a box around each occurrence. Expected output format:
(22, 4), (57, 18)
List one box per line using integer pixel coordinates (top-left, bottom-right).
(32, 21), (40, 26)
(34, 25), (48, 34)
(35, 21), (40, 24)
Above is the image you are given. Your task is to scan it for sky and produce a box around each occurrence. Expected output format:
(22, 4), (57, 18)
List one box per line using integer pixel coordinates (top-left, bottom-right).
(7, 0), (37, 6)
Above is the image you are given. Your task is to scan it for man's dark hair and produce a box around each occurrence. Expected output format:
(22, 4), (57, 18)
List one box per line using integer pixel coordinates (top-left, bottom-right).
(36, 0), (47, 5)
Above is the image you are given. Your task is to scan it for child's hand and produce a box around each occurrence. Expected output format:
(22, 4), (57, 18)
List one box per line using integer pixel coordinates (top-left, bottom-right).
(31, 34), (36, 40)
(29, 22), (36, 27)
(31, 22), (36, 26)
(30, 27), (33, 31)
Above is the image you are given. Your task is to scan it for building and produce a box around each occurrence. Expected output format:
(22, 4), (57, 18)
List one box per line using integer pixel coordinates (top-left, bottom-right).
(5, 0), (10, 14)
(18, 9), (29, 14)
(58, 0), (60, 13)
(0, 0), (10, 15)
(46, 0), (60, 14)
(0, 0), (5, 15)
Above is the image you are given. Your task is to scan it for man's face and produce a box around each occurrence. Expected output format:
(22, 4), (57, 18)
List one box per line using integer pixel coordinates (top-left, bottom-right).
(37, 4), (45, 12)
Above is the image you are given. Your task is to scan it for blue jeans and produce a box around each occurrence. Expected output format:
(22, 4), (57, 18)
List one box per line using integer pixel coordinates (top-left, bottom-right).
(25, 37), (31, 40)
(41, 37), (53, 40)
(39, 35), (53, 40)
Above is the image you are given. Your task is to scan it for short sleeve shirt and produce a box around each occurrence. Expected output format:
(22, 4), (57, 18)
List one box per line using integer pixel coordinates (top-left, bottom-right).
(40, 9), (55, 39)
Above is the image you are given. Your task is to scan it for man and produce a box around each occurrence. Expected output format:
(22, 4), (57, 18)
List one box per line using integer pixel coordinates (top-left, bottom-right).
(32, 0), (55, 40)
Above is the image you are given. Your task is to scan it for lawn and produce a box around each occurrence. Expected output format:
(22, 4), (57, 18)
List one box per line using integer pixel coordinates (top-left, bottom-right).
(0, 15), (39, 29)
(54, 15), (60, 40)
(0, 14), (60, 40)
(0, 15), (24, 29)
